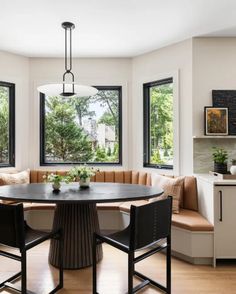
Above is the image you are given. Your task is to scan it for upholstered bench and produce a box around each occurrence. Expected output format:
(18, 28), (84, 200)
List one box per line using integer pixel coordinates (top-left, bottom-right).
(0, 170), (214, 264)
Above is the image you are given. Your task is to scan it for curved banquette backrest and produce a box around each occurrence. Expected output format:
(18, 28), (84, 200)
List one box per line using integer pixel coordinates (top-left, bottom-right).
(30, 170), (198, 211)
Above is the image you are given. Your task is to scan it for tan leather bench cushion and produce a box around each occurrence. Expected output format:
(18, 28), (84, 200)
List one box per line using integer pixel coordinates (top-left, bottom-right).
(182, 176), (198, 211)
(172, 209), (213, 232)
(119, 204), (213, 232)
(96, 202), (123, 210)
(119, 200), (149, 213)
(22, 202), (213, 232)
(29, 170), (199, 211)
(23, 203), (56, 211)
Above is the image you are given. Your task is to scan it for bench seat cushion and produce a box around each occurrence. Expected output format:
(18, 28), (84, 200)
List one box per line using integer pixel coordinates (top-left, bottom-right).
(96, 202), (123, 210)
(119, 200), (149, 213)
(23, 203), (56, 211)
(119, 203), (213, 232)
(172, 209), (214, 232)
(21, 202), (213, 232)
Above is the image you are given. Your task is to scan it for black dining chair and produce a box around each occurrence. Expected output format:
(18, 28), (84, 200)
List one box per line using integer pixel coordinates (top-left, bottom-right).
(0, 203), (63, 294)
(93, 196), (172, 294)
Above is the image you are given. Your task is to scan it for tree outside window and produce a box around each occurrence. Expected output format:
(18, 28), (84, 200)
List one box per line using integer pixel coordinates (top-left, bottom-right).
(40, 86), (122, 165)
(143, 78), (173, 169)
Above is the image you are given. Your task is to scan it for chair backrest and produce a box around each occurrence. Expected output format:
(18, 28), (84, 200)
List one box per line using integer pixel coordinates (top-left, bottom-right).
(0, 203), (25, 249)
(129, 196), (172, 251)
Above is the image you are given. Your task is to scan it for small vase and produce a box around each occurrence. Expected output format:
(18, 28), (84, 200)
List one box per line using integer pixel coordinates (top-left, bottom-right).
(214, 162), (227, 174)
(52, 182), (61, 191)
(79, 177), (90, 188)
(230, 165), (236, 175)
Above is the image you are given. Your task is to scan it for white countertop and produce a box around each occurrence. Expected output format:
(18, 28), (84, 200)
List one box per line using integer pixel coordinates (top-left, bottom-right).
(195, 173), (236, 185)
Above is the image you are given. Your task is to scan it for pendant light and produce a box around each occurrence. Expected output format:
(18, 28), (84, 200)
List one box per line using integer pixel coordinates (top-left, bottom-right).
(37, 22), (98, 97)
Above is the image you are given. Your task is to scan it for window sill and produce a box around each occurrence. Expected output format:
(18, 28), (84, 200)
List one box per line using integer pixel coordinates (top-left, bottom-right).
(143, 163), (173, 170)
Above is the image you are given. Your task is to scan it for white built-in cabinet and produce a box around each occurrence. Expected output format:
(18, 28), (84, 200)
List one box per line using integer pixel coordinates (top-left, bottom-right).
(197, 175), (236, 266)
(214, 186), (236, 262)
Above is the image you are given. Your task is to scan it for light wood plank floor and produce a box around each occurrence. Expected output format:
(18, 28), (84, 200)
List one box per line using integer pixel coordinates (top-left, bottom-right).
(1, 241), (236, 293)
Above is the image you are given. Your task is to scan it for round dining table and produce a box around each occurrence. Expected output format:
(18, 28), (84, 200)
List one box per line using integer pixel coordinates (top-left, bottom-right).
(0, 182), (163, 269)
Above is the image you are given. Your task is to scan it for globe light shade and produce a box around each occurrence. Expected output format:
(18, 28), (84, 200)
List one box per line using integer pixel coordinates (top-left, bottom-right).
(37, 83), (98, 97)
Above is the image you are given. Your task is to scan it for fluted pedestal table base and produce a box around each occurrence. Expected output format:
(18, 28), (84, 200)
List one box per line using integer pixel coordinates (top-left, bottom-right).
(49, 203), (103, 269)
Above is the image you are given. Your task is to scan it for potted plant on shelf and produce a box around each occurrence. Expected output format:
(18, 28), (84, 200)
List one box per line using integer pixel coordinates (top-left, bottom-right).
(43, 173), (70, 192)
(212, 147), (228, 174)
(69, 165), (97, 188)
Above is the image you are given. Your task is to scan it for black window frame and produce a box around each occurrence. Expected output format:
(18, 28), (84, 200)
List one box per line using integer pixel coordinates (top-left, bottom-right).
(0, 81), (15, 168)
(40, 85), (122, 166)
(143, 77), (173, 170)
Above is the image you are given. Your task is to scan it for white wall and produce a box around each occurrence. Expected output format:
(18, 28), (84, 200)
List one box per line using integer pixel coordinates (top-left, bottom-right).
(4, 38), (234, 175)
(193, 37), (236, 136)
(0, 51), (29, 171)
(29, 58), (132, 170)
(0, 41), (194, 175)
(131, 39), (193, 175)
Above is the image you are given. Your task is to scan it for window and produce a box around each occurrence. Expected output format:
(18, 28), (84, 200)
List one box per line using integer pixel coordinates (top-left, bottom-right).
(0, 81), (15, 167)
(40, 86), (122, 165)
(143, 78), (173, 169)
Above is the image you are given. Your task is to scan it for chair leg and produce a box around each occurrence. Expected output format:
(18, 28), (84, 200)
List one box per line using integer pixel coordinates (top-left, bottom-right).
(166, 236), (171, 294)
(92, 234), (97, 294)
(59, 232), (64, 289)
(21, 250), (27, 294)
(128, 251), (134, 294)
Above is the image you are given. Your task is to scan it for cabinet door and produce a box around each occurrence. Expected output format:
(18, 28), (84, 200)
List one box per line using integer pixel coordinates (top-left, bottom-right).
(214, 186), (236, 258)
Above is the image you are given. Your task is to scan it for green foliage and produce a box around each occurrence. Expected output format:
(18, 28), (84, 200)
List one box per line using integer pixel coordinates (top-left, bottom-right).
(45, 96), (93, 162)
(95, 146), (107, 162)
(0, 86), (9, 163)
(43, 173), (70, 184)
(44, 89), (120, 164)
(149, 83), (173, 165)
(94, 90), (119, 138)
(212, 147), (228, 164)
(71, 97), (95, 126)
(69, 165), (97, 180)
(151, 149), (165, 164)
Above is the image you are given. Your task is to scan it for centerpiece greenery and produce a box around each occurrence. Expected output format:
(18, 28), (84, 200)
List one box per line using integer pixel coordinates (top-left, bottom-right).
(43, 173), (70, 191)
(212, 147), (228, 174)
(69, 165), (97, 188)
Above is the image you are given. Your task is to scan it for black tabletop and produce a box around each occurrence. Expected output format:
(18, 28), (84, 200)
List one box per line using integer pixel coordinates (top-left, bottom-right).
(0, 182), (163, 204)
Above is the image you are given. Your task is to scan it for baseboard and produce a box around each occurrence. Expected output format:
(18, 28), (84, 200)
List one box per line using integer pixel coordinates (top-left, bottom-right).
(172, 250), (213, 265)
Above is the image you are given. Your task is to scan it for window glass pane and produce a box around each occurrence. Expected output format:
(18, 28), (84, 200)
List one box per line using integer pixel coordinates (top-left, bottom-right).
(149, 82), (173, 166)
(0, 82), (14, 167)
(42, 87), (121, 164)
(0, 86), (10, 165)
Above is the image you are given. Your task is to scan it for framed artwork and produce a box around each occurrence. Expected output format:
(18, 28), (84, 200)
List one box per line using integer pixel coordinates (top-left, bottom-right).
(204, 107), (228, 135)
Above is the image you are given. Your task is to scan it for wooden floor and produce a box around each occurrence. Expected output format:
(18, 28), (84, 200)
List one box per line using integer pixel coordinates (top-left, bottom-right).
(1, 241), (236, 293)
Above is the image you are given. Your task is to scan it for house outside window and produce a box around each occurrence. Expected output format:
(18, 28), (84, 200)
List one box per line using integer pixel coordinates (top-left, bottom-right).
(40, 86), (122, 165)
(143, 78), (173, 169)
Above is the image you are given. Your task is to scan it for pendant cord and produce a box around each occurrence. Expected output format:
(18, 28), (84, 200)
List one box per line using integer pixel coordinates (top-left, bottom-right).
(70, 27), (72, 71)
(63, 25), (74, 94)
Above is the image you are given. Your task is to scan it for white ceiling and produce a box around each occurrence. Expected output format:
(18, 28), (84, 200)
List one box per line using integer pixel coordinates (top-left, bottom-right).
(1, 0), (236, 58)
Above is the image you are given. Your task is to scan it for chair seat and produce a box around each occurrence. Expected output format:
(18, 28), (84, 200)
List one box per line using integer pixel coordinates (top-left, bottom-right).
(24, 224), (53, 249)
(102, 227), (130, 250)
